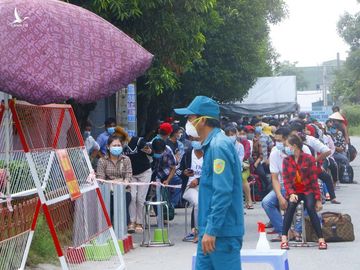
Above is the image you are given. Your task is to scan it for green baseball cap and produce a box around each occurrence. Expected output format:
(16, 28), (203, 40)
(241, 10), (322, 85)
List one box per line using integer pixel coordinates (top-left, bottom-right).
(174, 96), (220, 119)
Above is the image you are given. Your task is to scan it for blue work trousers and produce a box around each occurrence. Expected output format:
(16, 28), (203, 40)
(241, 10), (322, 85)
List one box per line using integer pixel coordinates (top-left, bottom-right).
(196, 235), (243, 270)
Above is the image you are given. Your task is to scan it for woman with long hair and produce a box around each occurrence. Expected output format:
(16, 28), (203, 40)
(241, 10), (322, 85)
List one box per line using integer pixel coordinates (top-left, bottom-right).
(281, 134), (327, 250)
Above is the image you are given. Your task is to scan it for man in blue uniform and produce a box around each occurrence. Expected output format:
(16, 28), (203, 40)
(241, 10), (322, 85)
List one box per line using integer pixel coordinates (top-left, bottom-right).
(175, 96), (244, 270)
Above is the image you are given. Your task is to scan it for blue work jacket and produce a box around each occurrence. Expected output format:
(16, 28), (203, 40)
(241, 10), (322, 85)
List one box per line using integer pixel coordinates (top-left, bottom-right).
(198, 128), (245, 237)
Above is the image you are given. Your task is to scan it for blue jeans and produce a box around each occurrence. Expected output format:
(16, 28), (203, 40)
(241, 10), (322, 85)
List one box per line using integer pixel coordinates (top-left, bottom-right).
(262, 189), (301, 234)
(168, 175), (182, 207)
(196, 235), (242, 270)
(333, 152), (350, 166)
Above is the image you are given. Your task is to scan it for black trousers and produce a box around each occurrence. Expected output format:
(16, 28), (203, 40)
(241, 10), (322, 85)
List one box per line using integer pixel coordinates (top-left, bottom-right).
(282, 193), (323, 239)
(328, 158), (338, 183)
(255, 163), (270, 197)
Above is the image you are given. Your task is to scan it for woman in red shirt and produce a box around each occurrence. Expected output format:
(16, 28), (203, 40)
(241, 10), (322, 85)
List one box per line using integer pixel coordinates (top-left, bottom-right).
(281, 134), (327, 250)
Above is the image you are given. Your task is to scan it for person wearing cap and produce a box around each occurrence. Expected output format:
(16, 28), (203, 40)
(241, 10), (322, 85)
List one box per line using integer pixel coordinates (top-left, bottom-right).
(175, 96), (244, 270)
(152, 122), (173, 142)
(244, 125), (255, 153)
(166, 124), (185, 163)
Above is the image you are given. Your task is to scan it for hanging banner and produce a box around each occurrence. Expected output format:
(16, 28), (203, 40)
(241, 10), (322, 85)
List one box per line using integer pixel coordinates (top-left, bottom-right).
(127, 84), (137, 137)
(56, 149), (82, 200)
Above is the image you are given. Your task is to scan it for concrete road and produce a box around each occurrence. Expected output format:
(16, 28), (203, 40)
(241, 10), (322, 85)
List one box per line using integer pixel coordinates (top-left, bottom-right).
(30, 138), (360, 270)
(125, 137), (360, 270)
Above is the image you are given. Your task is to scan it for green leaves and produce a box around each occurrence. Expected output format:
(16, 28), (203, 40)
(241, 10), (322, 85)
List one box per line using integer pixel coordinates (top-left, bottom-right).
(68, 0), (287, 132)
(333, 8), (360, 104)
(275, 61), (308, 91)
(180, 0), (286, 103)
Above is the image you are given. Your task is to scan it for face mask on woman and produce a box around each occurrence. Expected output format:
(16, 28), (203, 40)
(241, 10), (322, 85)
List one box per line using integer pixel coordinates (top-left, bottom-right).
(284, 146), (294, 156)
(191, 141), (202, 150)
(229, 135), (237, 144)
(238, 135), (247, 140)
(247, 133), (255, 140)
(153, 153), (163, 159)
(276, 142), (285, 151)
(84, 131), (91, 138)
(185, 121), (199, 138)
(329, 127), (336, 134)
(110, 146), (123, 156)
(107, 127), (115, 135)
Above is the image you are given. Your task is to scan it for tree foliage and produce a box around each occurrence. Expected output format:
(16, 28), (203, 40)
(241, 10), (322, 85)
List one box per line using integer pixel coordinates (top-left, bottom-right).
(178, 0), (287, 105)
(274, 61), (308, 91)
(68, 0), (287, 134)
(333, 6), (360, 104)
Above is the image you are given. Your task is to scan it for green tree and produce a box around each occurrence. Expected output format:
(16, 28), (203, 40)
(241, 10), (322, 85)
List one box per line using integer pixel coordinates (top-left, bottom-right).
(274, 61), (308, 91)
(69, 0), (215, 133)
(332, 4), (360, 104)
(177, 0), (287, 105)
(68, 0), (287, 134)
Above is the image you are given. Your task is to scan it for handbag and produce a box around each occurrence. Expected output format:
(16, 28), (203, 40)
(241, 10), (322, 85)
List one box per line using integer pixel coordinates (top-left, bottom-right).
(305, 212), (355, 242)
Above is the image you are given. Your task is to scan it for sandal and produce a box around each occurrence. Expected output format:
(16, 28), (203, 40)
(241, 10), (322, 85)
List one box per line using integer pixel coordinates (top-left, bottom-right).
(331, 199), (341, 204)
(280, 241), (289, 250)
(246, 204), (254, 209)
(135, 224), (144, 233)
(319, 241), (328, 250)
(294, 232), (302, 242)
(270, 235), (282, 242)
(127, 223), (135, 234)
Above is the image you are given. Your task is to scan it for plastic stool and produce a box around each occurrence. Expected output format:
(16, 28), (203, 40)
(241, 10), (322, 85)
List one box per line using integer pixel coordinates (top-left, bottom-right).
(141, 201), (173, 247)
(192, 249), (290, 270)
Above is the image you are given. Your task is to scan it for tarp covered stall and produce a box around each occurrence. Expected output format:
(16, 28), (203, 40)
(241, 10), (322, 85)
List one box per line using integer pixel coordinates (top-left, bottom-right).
(221, 76), (297, 116)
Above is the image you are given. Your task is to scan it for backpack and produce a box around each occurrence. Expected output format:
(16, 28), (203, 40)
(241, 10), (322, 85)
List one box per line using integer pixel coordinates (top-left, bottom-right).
(348, 144), (357, 162)
(339, 164), (354, 184)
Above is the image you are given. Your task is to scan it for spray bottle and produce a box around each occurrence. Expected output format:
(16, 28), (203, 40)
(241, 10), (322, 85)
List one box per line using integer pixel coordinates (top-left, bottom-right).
(256, 222), (270, 250)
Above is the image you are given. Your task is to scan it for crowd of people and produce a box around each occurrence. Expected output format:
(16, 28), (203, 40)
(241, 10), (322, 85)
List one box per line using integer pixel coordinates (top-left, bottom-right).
(83, 104), (354, 250)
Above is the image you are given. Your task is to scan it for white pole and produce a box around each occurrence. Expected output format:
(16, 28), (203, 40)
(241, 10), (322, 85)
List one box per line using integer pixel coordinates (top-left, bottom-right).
(4, 93), (11, 196)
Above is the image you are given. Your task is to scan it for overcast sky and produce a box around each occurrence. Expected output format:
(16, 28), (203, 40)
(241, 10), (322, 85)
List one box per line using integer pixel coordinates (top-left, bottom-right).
(270, 0), (359, 67)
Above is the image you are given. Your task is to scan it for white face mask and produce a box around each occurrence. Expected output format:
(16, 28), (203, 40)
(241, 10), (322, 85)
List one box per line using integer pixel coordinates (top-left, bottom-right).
(229, 135), (237, 143)
(185, 121), (199, 138)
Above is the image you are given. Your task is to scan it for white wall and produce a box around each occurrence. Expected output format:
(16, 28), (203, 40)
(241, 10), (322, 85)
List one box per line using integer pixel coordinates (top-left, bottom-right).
(297, 90), (323, 111)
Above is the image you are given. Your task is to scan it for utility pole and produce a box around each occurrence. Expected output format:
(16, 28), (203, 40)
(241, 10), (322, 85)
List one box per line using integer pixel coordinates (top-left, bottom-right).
(322, 65), (328, 107)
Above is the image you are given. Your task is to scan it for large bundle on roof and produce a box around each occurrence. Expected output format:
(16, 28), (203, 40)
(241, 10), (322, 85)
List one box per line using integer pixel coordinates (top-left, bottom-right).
(221, 76), (297, 116)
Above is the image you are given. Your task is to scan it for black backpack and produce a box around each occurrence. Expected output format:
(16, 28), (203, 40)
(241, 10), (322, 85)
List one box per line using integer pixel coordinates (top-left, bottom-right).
(339, 164), (354, 184)
(348, 144), (357, 162)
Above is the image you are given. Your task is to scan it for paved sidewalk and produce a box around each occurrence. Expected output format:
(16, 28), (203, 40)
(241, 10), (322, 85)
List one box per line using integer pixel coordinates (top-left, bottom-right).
(29, 138), (360, 270)
(125, 137), (360, 270)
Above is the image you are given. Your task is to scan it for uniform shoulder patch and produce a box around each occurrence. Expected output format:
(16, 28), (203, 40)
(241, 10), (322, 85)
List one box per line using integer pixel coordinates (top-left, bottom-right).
(214, 159), (225, 174)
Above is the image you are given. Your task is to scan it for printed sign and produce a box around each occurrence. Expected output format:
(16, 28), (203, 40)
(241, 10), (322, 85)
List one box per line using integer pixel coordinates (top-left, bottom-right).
(56, 149), (82, 201)
(309, 109), (332, 123)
